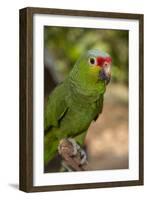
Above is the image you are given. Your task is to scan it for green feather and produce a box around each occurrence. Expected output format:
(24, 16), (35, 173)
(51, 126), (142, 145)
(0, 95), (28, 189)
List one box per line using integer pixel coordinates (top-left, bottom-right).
(44, 49), (111, 166)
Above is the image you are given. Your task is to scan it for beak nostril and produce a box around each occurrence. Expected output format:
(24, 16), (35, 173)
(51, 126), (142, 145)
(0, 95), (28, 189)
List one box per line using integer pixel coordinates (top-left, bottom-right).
(103, 61), (110, 68)
(104, 63), (108, 67)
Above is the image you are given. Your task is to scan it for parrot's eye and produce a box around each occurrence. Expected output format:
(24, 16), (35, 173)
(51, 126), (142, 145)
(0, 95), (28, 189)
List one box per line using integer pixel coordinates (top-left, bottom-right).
(89, 57), (96, 66)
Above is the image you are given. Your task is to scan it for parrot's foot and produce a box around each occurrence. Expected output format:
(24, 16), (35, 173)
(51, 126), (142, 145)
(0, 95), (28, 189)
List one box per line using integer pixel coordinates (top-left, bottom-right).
(65, 138), (88, 165)
(58, 138), (88, 171)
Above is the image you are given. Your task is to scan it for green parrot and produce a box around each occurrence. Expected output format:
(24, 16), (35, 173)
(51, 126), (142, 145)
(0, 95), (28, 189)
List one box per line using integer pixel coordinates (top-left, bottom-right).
(44, 49), (112, 166)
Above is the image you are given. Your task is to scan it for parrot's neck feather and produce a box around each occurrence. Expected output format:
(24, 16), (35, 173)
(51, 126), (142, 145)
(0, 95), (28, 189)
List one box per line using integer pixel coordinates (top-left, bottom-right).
(66, 77), (103, 105)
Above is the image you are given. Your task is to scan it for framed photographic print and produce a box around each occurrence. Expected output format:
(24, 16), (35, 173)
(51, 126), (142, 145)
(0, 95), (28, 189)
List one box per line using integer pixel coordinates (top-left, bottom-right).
(19, 7), (144, 192)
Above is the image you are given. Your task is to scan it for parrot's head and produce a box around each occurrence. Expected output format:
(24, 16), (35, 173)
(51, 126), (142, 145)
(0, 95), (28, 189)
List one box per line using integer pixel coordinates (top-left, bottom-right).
(69, 49), (112, 96)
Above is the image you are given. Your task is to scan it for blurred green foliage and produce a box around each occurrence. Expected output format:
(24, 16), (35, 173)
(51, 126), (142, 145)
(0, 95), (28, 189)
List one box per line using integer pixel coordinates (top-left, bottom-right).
(44, 26), (128, 84)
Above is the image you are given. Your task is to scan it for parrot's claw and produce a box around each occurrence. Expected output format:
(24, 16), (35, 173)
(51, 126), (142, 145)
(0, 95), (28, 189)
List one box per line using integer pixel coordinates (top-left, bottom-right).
(58, 138), (88, 171)
(79, 149), (87, 165)
(67, 138), (80, 156)
(72, 140), (87, 165)
(66, 138), (87, 164)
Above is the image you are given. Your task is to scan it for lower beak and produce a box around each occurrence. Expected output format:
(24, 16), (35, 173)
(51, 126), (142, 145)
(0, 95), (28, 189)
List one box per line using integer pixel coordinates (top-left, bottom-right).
(104, 64), (111, 75)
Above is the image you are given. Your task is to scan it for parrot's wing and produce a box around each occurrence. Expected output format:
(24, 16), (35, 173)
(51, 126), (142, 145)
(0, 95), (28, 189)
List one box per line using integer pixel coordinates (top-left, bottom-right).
(94, 95), (104, 121)
(98, 95), (104, 114)
(44, 83), (68, 131)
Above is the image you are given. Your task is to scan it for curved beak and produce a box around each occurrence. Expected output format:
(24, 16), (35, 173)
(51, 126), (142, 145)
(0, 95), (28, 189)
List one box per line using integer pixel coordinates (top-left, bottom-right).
(99, 63), (111, 85)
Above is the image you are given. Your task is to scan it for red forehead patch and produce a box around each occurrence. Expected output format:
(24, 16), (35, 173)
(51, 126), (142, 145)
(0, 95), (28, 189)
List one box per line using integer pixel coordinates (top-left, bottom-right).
(97, 56), (112, 67)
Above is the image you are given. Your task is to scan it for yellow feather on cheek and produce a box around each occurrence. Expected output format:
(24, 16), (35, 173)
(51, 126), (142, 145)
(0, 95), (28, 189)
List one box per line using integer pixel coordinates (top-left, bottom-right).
(89, 65), (101, 74)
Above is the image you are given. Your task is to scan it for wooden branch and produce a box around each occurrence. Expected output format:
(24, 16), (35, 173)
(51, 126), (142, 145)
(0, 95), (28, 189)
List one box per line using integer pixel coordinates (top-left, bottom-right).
(58, 138), (90, 171)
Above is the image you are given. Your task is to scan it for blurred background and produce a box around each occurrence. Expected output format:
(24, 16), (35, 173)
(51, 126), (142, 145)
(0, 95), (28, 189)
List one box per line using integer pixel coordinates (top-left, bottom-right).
(44, 26), (128, 172)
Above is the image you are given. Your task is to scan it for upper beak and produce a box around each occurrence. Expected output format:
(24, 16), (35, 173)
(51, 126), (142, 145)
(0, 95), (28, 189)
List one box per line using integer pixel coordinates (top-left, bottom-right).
(99, 63), (111, 84)
(104, 63), (111, 75)
(104, 63), (111, 84)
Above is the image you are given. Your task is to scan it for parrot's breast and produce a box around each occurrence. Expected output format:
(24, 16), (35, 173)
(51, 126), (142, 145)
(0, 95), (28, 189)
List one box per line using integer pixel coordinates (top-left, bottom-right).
(59, 100), (99, 138)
